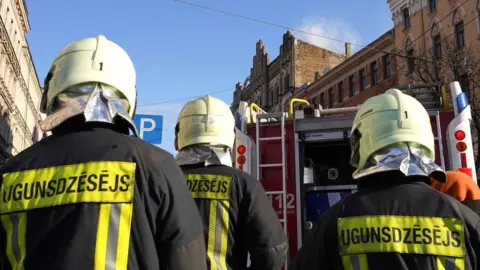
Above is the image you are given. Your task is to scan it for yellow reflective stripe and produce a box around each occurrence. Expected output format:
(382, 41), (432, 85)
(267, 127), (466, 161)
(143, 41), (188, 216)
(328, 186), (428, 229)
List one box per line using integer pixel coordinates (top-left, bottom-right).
(219, 200), (230, 270)
(116, 203), (133, 268)
(184, 174), (232, 200)
(207, 200), (218, 270)
(341, 254), (369, 270)
(1, 212), (26, 270)
(207, 200), (230, 270)
(0, 161), (136, 214)
(95, 204), (111, 269)
(337, 215), (465, 257)
(436, 256), (465, 270)
(95, 203), (133, 270)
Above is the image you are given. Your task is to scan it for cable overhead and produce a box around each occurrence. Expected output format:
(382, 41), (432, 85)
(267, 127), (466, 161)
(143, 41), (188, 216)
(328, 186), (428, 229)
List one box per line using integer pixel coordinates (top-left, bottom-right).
(161, 0), (470, 104)
(174, 0), (467, 62)
(138, 88), (233, 107)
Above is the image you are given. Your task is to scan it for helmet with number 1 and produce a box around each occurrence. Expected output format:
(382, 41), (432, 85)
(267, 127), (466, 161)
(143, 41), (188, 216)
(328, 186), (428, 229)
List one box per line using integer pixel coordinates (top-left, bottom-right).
(349, 88), (435, 177)
(40, 35), (137, 117)
(176, 95), (235, 150)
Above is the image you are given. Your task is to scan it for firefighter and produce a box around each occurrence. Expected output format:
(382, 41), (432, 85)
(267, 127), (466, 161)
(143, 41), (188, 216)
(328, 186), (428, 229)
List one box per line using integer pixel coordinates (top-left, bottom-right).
(0, 35), (207, 270)
(290, 89), (480, 270)
(431, 170), (480, 216)
(174, 95), (288, 269)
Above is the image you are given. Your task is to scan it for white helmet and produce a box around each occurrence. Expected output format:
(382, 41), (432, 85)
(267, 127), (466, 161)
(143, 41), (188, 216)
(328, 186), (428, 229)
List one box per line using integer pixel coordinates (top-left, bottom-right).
(176, 95), (235, 150)
(40, 35), (137, 117)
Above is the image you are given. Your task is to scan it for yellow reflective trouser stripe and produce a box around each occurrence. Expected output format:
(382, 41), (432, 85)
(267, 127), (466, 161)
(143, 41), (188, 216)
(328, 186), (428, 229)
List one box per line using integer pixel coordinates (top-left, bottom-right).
(342, 254), (369, 270)
(1, 213), (26, 270)
(94, 203), (134, 270)
(207, 200), (230, 270)
(436, 256), (465, 270)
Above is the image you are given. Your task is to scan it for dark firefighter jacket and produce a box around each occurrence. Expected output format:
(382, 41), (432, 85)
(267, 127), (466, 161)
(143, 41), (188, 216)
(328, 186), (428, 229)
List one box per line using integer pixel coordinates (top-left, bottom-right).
(0, 123), (207, 270)
(180, 163), (288, 270)
(289, 171), (480, 270)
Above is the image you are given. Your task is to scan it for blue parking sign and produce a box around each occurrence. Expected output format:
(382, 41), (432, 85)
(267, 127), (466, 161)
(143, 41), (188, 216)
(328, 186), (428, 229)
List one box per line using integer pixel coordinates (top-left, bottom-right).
(133, 114), (164, 144)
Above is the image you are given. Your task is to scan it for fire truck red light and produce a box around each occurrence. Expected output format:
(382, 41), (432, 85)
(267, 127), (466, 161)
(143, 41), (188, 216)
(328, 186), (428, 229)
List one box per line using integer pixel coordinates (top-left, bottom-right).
(455, 130), (466, 140)
(237, 155), (246, 165)
(237, 145), (246, 155)
(456, 141), (467, 152)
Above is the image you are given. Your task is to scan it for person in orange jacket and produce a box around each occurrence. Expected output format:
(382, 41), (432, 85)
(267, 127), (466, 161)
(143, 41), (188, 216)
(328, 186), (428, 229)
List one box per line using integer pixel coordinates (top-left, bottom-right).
(431, 170), (480, 201)
(431, 170), (480, 215)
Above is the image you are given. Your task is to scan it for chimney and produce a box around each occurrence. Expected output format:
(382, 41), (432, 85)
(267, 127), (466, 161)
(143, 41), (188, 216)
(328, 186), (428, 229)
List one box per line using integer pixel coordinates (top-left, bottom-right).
(345, 42), (352, 57)
(235, 82), (243, 92)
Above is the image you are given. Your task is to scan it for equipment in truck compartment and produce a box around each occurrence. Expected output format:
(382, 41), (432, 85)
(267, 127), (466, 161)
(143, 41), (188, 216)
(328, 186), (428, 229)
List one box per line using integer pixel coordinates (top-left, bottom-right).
(303, 141), (355, 186)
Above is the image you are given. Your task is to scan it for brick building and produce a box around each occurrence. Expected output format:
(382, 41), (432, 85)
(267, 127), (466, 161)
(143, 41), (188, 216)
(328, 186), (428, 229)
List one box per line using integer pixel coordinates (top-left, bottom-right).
(293, 30), (398, 108)
(388, 0), (480, 86)
(231, 31), (351, 113)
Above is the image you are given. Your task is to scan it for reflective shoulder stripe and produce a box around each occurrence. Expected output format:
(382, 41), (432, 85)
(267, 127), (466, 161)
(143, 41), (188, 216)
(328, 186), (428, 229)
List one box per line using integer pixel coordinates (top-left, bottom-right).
(184, 174), (232, 200)
(1, 212), (26, 270)
(436, 256), (465, 270)
(207, 200), (230, 270)
(95, 203), (134, 270)
(337, 215), (466, 258)
(341, 254), (368, 270)
(0, 161), (136, 214)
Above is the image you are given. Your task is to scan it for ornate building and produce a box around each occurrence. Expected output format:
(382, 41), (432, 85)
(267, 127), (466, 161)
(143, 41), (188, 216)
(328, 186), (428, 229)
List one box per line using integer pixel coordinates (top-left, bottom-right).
(293, 30), (398, 109)
(232, 31), (351, 113)
(0, 0), (43, 165)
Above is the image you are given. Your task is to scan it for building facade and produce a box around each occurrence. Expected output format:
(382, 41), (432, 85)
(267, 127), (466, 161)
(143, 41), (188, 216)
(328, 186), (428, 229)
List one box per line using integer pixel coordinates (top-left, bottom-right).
(0, 0), (43, 165)
(293, 30), (398, 109)
(231, 31), (351, 113)
(388, 0), (480, 86)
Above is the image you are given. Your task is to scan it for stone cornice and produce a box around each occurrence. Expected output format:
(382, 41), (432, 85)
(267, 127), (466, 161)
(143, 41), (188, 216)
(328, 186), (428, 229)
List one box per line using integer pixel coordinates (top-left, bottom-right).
(14, 0), (30, 33)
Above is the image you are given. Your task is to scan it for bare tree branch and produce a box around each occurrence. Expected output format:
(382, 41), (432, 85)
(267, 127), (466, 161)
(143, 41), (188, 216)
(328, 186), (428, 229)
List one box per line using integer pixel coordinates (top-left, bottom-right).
(405, 38), (480, 172)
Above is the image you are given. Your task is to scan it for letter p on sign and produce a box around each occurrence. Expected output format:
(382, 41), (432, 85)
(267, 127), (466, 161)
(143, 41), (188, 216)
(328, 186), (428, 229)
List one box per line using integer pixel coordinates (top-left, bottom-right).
(133, 114), (164, 144)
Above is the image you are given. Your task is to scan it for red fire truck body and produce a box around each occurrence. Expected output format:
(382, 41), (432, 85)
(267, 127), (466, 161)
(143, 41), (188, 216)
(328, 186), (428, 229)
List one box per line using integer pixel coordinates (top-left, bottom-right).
(233, 82), (476, 267)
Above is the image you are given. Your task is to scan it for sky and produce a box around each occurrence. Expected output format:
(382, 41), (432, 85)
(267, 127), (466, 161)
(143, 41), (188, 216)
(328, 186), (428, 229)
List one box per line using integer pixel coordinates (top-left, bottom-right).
(26, 0), (393, 154)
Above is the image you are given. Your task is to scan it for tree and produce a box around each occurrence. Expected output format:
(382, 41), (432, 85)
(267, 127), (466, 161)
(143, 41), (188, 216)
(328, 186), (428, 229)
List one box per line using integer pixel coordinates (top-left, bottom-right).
(406, 38), (480, 172)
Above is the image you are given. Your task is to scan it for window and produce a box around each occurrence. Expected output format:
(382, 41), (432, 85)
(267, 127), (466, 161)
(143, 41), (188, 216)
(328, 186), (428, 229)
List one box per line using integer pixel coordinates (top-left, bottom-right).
(268, 89), (273, 106)
(328, 88), (334, 107)
(349, 75), (355, 97)
(459, 74), (470, 98)
(384, 54), (391, 78)
(433, 35), (442, 58)
(320, 93), (326, 108)
(274, 86), (279, 104)
(407, 49), (415, 73)
(360, 69), (366, 91)
(371, 62), (378, 85)
(455, 22), (465, 49)
(284, 74), (290, 93)
(429, 0), (437, 12)
(338, 81), (344, 102)
(403, 8), (411, 29)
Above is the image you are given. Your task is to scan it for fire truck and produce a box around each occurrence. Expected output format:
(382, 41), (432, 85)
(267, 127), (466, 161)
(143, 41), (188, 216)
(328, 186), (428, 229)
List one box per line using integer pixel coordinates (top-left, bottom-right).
(234, 81), (476, 268)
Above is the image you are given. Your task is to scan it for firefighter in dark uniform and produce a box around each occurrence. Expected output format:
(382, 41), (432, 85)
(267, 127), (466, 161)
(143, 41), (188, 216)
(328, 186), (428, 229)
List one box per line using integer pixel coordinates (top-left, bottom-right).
(174, 95), (288, 269)
(0, 35), (207, 270)
(290, 89), (480, 270)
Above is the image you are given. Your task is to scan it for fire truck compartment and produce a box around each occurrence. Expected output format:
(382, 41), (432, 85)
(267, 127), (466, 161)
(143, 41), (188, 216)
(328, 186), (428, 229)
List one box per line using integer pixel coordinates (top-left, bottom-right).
(303, 140), (355, 186)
